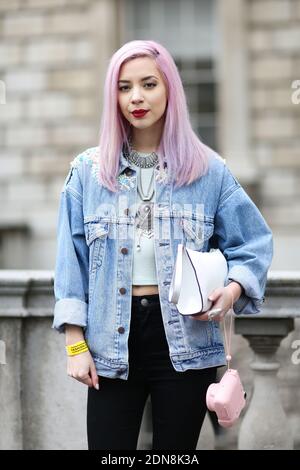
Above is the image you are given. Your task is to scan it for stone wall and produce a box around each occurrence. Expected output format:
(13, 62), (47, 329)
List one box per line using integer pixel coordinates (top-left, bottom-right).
(247, 0), (300, 269)
(0, 0), (119, 269)
(1, 0), (299, 271)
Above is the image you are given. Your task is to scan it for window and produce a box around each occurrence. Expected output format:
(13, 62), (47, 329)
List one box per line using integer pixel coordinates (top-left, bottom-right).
(120, 0), (218, 149)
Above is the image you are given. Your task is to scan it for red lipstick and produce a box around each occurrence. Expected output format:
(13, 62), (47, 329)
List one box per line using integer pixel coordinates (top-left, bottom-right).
(132, 109), (149, 118)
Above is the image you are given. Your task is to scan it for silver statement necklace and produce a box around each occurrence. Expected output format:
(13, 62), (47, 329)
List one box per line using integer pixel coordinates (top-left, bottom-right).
(123, 136), (158, 201)
(123, 136), (159, 169)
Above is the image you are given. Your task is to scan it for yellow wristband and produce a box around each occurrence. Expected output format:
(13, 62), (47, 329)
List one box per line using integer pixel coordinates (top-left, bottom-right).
(66, 340), (89, 356)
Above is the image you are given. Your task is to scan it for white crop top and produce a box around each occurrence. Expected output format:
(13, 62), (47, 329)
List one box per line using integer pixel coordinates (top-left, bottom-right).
(130, 157), (158, 285)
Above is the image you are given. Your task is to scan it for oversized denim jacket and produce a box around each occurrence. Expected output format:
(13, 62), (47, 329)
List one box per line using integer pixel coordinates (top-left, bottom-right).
(52, 145), (273, 380)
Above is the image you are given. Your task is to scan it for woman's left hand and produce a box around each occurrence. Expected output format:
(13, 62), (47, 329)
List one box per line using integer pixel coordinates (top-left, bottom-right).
(190, 283), (240, 322)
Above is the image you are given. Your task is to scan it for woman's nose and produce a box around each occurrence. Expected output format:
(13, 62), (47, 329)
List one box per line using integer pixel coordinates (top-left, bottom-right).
(131, 89), (144, 103)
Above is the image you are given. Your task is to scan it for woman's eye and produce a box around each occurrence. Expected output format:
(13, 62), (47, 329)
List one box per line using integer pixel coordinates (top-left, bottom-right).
(118, 83), (156, 91)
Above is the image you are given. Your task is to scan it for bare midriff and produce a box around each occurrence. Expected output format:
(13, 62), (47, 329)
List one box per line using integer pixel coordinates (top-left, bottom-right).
(132, 284), (159, 296)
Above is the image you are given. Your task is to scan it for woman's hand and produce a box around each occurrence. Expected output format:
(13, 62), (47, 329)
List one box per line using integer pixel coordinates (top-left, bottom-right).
(191, 282), (243, 322)
(67, 350), (99, 390)
(65, 324), (99, 390)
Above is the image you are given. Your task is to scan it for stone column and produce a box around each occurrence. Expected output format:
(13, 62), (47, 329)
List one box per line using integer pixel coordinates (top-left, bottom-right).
(236, 317), (294, 450)
(0, 272), (27, 450)
(0, 340), (5, 365)
(215, 0), (257, 184)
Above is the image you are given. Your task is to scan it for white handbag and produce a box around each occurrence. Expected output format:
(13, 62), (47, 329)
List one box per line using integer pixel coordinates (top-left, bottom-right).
(169, 244), (228, 316)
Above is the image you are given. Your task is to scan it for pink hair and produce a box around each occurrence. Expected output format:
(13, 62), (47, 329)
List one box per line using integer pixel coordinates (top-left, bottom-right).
(97, 39), (210, 192)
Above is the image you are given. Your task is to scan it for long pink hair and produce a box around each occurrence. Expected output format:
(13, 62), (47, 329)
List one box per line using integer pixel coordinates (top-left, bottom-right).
(97, 39), (210, 192)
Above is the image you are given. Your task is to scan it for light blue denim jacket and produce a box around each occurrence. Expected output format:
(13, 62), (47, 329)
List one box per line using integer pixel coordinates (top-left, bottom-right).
(52, 145), (273, 380)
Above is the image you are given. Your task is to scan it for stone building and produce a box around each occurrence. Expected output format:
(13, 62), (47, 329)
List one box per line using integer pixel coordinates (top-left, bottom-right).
(0, 0), (299, 271)
(0, 0), (299, 450)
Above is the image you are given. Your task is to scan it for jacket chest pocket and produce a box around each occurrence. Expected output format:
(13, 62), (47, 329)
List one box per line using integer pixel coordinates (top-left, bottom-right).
(84, 220), (109, 272)
(181, 212), (214, 251)
(154, 207), (214, 251)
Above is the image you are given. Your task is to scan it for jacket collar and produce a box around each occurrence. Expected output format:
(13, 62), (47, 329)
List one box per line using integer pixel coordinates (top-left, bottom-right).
(118, 150), (135, 176)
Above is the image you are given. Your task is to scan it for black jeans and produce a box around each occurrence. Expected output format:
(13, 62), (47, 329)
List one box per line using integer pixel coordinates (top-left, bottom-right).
(87, 294), (217, 450)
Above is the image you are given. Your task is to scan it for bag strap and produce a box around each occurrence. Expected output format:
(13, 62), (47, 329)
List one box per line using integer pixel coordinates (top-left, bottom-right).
(184, 245), (204, 311)
(223, 289), (234, 370)
(169, 244), (204, 312)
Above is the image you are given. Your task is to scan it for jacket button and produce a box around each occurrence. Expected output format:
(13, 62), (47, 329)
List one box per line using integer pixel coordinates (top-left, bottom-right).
(119, 287), (126, 295)
(121, 247), (128, 255)
(118, 326), (125, 334)
(124, 208), (129, 216)
(141, 298), (149, 307)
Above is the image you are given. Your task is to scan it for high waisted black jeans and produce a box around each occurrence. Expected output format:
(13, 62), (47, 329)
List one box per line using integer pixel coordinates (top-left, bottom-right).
(87, 294), (217, 450)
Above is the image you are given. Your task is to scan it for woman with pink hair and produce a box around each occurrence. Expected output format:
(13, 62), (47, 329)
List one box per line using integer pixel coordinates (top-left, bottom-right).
(53, 40), (273, 449)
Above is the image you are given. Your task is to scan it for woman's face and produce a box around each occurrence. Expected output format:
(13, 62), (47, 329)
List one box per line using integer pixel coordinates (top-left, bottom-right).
(117, 56), (168, 130)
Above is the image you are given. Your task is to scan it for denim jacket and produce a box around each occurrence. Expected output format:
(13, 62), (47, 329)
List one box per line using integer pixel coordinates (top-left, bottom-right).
(52, 146), (273, 380)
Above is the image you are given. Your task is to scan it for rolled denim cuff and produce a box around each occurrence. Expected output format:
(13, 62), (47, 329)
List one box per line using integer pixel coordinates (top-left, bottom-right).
(225, 265), (265, 315)
(52, 298), (88, 334)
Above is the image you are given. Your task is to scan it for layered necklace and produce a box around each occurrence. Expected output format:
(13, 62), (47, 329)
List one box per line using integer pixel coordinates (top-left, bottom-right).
(123, 137), (159, 250)
(123, 136), (159, 202)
